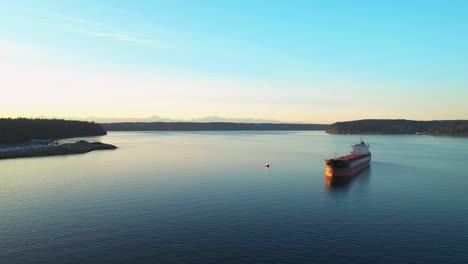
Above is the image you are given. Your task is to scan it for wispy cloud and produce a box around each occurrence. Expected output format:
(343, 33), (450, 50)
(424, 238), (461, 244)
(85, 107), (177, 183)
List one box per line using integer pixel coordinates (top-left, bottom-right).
(62, 27), (169, 49)
(52, 14), (104, 27)
(51, 14), (174, 50)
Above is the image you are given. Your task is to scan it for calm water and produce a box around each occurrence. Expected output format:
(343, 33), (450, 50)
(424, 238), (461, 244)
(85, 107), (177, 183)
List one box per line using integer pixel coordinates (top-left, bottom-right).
(1, 131), (468, 264)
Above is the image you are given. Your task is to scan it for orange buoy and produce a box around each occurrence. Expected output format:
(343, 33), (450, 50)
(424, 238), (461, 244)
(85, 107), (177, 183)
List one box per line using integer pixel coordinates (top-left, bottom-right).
(264, 163), (270, 168)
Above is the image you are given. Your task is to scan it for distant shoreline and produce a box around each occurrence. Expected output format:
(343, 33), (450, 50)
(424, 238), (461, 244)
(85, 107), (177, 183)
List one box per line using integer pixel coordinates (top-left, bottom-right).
(101, 122), (329, 131)
(326, 119), (468, 137)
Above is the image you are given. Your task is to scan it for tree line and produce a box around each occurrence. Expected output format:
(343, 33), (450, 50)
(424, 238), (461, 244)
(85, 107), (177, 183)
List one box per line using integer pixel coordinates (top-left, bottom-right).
(0, 118), (107, 144)
(326, 119), (468, 136)
(101, 122), (329, 131)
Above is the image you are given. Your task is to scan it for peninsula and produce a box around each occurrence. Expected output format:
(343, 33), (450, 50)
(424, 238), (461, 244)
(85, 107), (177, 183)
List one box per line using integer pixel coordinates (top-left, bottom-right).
(326, 119), (468, 137)
(0, 140), (117, 160)
(0, 118), (116, 160)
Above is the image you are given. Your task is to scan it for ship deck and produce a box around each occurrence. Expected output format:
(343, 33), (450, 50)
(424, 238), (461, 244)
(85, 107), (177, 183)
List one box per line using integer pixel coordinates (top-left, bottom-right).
(334, 153), (369, 162)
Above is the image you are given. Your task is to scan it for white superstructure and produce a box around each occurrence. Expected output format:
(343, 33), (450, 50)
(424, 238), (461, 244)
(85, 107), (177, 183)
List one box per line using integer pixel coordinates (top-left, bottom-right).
(351, 138), (370, 154)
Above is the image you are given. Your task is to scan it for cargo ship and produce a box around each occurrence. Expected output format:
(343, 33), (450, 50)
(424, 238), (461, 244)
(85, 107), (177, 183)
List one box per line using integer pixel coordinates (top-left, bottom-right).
(325, 139), (371, 177)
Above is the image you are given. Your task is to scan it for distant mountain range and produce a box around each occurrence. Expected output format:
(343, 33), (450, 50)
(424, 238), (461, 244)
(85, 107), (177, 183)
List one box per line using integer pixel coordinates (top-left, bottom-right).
(326, 119), (468, 136)
(84, 115), (283, 124)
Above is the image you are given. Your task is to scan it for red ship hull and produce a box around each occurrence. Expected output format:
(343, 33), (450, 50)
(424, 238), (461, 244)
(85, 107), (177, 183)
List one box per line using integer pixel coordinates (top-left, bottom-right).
(325, 153), (371, 177)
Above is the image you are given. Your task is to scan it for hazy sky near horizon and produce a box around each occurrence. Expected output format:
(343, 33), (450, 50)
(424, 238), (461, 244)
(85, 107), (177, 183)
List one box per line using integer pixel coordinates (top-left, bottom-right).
(1, 0), (467, 123)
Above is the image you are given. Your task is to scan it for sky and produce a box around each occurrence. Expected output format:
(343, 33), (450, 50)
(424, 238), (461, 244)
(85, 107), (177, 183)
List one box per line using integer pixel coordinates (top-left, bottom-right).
(1, 0), (467, 123)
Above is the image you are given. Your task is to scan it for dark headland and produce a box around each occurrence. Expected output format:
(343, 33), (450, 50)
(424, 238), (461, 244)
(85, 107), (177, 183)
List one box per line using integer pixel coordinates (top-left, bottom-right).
(101, 122), (329, 131)
(0, 118), (116, 159)
(326, 119), (468, 137)
(0, 118), (107, 144)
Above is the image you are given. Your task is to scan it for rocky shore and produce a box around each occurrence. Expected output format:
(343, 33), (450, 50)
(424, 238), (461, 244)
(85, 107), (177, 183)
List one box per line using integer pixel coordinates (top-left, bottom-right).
(0, 140), (117, 160)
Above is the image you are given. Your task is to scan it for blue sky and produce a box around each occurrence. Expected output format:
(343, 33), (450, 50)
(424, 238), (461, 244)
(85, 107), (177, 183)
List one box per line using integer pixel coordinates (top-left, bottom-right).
(1, 0), (467, 123)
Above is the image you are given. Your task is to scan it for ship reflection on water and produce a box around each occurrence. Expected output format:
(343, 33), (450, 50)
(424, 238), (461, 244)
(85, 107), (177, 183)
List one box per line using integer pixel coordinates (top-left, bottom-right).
(325, 167), (371, 191)
(326, 175), (353, 188)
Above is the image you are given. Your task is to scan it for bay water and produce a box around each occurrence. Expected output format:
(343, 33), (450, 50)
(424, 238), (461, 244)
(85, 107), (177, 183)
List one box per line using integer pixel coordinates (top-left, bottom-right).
(1, 131), (468, 263)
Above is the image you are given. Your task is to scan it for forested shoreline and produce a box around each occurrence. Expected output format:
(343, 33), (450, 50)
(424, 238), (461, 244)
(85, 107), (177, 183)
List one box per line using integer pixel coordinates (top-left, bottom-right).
(326, 119), (468, 136)
(0, 118), (107, 144)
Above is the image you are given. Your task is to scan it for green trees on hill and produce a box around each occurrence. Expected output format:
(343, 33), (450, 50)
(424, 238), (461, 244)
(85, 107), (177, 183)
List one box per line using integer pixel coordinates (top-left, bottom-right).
(0, 118), (106, 144)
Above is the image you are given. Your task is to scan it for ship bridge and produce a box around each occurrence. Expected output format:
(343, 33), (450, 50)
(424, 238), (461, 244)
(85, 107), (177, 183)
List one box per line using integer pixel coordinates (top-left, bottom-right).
(351, 138), (370, 154)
